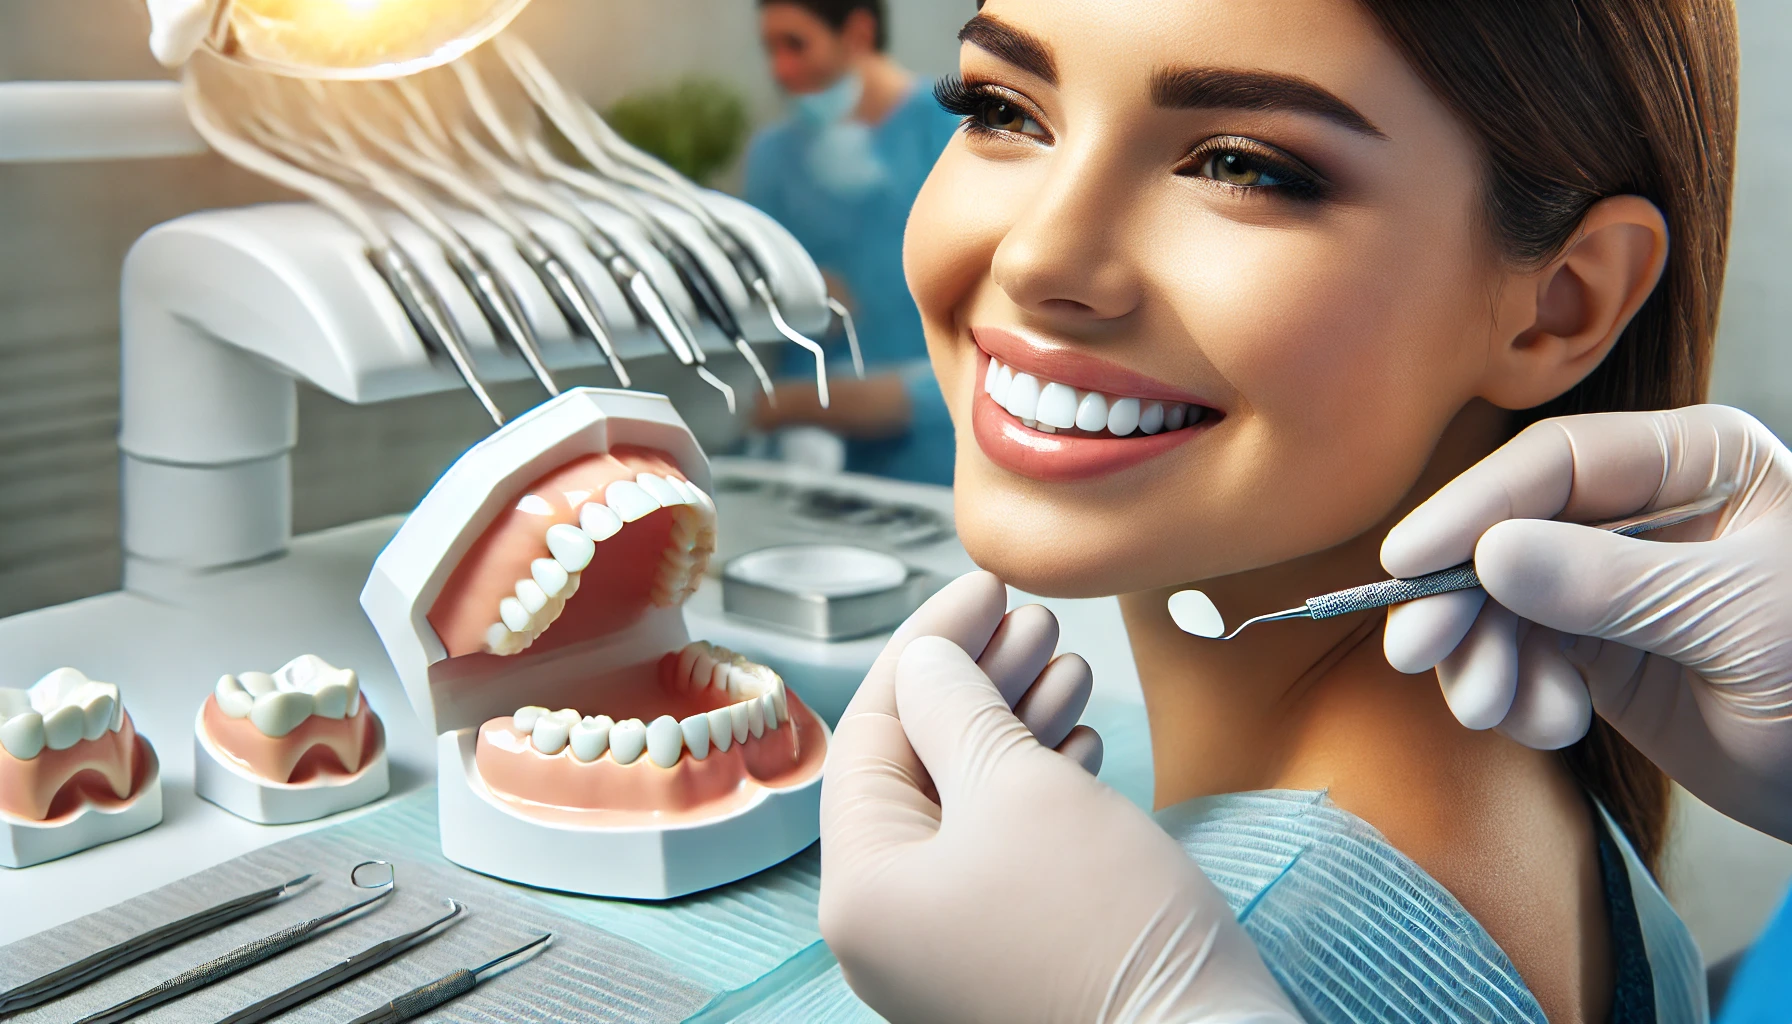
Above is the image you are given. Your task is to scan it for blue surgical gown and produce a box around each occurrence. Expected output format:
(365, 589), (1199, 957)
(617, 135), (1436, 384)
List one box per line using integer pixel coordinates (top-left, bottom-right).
(744, 86), (960, 486)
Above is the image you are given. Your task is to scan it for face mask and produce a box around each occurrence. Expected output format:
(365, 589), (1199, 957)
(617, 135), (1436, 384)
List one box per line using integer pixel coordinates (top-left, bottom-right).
(793, 70), (863, 126)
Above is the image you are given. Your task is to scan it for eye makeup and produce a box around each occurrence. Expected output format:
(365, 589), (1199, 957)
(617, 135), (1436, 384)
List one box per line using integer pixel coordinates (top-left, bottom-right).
(1180, 135), (1330, 201)
(935, 75), (1052, 143)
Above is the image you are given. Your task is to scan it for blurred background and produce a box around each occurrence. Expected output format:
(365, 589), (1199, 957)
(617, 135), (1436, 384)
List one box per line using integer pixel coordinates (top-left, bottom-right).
(1, 0), (1788, 987)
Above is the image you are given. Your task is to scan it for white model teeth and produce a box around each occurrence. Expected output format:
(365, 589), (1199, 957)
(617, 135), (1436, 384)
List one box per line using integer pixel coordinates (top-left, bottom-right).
(215, 655), (362, 738)
(0, 668), (126, 760)
(983, 355), (1206, 438)
(482, 473), (717, 657)
(506, 641), (786, 767)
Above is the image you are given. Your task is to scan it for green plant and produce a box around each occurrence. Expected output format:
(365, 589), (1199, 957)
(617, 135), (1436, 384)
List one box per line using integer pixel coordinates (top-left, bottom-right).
(604, 77), (749, 185)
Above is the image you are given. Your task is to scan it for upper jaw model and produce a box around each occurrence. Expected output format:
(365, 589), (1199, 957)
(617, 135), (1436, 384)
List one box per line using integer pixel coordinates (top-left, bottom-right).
(362, 388), (829, 900)
(0, 668), (162, 869)
(194, 654), (391, 825)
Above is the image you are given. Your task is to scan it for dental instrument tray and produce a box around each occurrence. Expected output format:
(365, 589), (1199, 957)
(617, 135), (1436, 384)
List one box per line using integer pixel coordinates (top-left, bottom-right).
(361, 388), (829, 900)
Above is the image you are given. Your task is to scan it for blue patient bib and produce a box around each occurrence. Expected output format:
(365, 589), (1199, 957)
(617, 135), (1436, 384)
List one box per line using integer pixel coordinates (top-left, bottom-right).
(1157, 790), (1707, 1023)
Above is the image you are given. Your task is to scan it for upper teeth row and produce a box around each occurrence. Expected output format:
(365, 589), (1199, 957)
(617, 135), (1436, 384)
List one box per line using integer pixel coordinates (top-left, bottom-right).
(984, 357), (1202, 436)
(215, 655), (362, 739)
(510, 643), (788, 768)
(484, 473), (717, 657)
(0, 668), (125, 761)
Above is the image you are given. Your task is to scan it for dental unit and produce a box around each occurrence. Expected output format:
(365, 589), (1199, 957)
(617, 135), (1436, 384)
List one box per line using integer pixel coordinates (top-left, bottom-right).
(362, 388), (829, 898)
(194, 654), (391, 824)
(0, 669), (162, 869)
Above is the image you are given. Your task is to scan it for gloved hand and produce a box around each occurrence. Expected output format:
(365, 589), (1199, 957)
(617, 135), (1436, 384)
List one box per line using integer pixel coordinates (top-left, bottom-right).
(819, 571), (1297, 1024)
(1382, 404), (1792, 841)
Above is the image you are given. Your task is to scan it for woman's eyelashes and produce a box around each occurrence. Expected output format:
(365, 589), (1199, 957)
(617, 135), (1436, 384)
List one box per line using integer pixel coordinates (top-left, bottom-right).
(1181, 136), (1328, 201)
(935, 76), (1051, 143)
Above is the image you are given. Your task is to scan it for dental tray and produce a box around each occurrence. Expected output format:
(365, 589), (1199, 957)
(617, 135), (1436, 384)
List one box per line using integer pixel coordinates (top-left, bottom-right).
(361, 388), (827, 899)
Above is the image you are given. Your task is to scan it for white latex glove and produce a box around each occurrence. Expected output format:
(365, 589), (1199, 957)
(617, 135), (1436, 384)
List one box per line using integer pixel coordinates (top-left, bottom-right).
(145, 0), (220, 67)
(1382, 404), (1792, 840)
(819, 571), (1297, 1024)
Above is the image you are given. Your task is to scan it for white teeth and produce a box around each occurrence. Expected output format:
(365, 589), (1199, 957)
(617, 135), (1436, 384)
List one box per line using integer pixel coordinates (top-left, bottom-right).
(1036, 382), (1079, 429)
(546, 523), (595, 571)
(1164, 402), (1188, 431)
(771, 677), (789, 725)
(515, 578), (549, 615)
(1107, 396), (1141, 436)
(43, 705), (85, 751)
(1139, 401), (1165, 435)
(636, 474), (683, 508)
(730, 701), (751, 744)
(747, 698), (766, 739)
(217, 675), (254, 718)
(758, 692), (779, 731)
(680, 713), (711, 760)
(984, 356), (1001, 395)
(312, 681), (349, 720)
(991, 362), (1015, 405)
(532, 708), (578, 755)
(0, 713), (45, 760)
(499, 596), (532, 633)
(569, 715), (612, 762)
(487, 623), (525, 656)
(664, 476), (700, 506)
(707, 706), (734, 752)
(1037, 424), (1056, 433)
(513, 705), (547, 732)
(250, 690), (313, 738)
(609, 718), (647, 765)
(579, 501), (623, 542)
(1075, 390), (1110, 432)
(531, 558), (571, 598)
(676, 645), (703, 690)
(646, 715), (684, 767)
(1004, 372), (1041, 421)
(239, 671), (276, 698)
(605, 480), (660, 523)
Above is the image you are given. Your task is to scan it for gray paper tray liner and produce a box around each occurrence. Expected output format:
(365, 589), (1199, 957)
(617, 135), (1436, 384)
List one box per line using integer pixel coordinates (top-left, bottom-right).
(0, 818), (710, 1023)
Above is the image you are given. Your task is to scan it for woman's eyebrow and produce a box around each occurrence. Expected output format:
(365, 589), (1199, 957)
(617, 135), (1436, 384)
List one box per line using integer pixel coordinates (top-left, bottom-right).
(1151, 67), (1388, 139)
(958, 14), (1058, 85)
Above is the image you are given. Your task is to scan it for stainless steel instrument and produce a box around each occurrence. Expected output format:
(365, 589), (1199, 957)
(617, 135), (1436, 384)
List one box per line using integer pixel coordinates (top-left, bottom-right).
(343, 932), (552, 1024)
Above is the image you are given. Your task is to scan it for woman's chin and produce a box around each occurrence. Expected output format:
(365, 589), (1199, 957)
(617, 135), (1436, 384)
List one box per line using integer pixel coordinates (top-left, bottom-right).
(957, 521), (1165, 599)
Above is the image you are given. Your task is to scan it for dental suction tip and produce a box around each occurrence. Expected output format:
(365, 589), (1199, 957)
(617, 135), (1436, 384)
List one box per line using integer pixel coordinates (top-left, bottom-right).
(1168, 590), (1226, 639)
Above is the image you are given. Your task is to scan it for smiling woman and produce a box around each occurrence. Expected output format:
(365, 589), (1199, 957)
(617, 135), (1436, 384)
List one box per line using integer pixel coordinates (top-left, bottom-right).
(904, 0), (1736, 1021)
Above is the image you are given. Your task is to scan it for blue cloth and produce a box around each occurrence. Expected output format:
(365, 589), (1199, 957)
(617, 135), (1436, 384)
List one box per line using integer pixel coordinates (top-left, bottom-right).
(744, 85), (960, 486)
(1716, 881), (1792, 1023)
(1157, 789), (1707, 1024)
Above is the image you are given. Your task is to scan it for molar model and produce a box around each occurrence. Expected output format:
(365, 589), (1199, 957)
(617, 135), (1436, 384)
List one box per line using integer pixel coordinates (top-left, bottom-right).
(193, 654), (390, 824)
(0, 668), (162, 868)
(362, 388), (830, 899)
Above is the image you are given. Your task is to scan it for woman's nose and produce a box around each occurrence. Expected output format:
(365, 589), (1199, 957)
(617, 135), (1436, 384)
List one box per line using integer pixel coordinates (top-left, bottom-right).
(989, 147), (1143, 322)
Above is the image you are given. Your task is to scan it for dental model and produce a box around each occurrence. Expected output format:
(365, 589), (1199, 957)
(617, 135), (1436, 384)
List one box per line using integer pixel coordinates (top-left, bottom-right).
(363, 388), (829, 899)
(0, 668), (162, 868)
(194, 654), (390, 825)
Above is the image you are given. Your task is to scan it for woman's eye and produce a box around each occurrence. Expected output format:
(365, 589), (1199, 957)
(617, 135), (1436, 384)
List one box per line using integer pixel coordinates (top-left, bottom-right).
(1197, 150), (1292, 188)
(974, 99), (1043, 137)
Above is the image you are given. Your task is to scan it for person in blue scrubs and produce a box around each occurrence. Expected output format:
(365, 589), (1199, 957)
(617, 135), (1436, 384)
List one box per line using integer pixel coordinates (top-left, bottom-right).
(745, 0), (960, 486)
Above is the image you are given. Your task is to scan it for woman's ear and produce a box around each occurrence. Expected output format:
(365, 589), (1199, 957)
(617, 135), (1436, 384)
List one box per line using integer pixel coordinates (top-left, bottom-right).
(1479, 195), (1669, 410)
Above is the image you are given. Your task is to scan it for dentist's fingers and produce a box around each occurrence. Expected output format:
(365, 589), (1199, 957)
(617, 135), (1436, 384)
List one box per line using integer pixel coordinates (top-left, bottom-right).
(977, 603), (1061, 708)
(1435, 600), (1521, 730)
(1013, 654), (1093, 751)
(1055, 725), (1104, 775)
(1498, 626), (1594, 750)
(893, 636), (1041, 806)
(1385, 588), (1488, 674)
(839, 570), (1008, 723)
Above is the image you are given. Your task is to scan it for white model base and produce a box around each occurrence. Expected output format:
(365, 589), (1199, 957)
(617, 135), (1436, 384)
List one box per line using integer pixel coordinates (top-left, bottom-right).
(0, 742), (163, 869)
(436, 726), (825, 900)
(193, 708), (390, 825)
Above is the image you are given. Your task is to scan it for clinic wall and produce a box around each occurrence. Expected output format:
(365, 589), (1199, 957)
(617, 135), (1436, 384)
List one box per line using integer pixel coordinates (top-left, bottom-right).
(0, 0), (972, 618)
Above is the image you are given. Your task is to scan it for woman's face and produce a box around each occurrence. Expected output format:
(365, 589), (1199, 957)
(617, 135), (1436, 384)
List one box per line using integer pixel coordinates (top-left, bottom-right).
(909, 0), (1510, 597)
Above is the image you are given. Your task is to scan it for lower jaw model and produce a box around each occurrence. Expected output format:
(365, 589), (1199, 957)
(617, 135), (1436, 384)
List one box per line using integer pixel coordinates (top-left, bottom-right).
(193, 654), (391, 825)
(0, 668), (162, 868)
(363, 388), (829, 899)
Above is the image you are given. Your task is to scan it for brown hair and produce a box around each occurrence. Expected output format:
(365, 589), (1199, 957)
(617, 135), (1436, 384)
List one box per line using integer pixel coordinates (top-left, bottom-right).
(1354, 0), (1739, 871)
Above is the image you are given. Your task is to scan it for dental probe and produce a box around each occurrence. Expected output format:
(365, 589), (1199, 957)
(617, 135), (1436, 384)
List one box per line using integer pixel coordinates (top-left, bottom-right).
(1170, 492), (1732, 641)
(342, 932), (553, 1024)
(73, 862), (396, 1024)
(212, 900), (466, 1024)
(0, 874), (313, 1016)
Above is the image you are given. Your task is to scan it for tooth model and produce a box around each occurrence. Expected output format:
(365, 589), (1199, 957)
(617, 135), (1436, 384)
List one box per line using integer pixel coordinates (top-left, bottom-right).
(0, 668), (162, 868)
(361, 388), (829, 900)
(193, 654), (390, 825)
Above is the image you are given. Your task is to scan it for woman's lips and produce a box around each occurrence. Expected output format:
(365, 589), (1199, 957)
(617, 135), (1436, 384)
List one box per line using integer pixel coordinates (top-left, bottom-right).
(971, 386), (1206, 482)
(972, 326), (1216, 406)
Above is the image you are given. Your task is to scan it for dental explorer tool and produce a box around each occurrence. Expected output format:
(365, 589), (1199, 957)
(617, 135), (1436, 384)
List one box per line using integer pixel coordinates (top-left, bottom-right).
(212, 900), (466, 1024)
(72, 861), (396, 1024)
(182, 69), (505, 425)
(0, 874), (312, 1016)
(342, 932), (552, 1024)
(1170, 492), (1732, 641)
